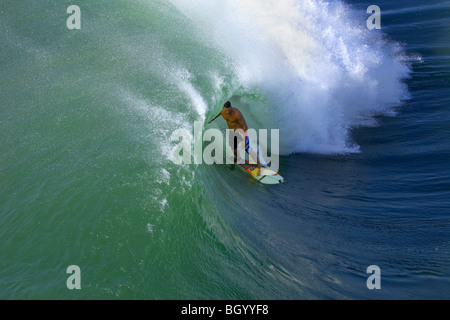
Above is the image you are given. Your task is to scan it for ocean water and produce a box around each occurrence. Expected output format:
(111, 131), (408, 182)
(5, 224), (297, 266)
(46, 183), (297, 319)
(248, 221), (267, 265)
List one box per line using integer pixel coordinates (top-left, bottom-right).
(0, 0), (449, 299)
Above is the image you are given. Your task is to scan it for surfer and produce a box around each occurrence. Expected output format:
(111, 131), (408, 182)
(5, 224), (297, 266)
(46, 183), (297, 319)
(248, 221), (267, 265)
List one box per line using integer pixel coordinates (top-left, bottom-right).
(208, 101), (262, 175)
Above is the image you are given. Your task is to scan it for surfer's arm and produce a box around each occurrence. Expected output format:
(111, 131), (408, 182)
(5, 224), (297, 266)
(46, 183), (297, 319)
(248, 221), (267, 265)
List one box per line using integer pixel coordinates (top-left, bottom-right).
(208, 111), (222, 124)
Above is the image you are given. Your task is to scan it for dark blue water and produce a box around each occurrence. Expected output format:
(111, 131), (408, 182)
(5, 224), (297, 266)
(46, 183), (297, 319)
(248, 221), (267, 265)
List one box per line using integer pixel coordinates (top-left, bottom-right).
(202, 0), (450, 299)
(226, 0), (450, 299)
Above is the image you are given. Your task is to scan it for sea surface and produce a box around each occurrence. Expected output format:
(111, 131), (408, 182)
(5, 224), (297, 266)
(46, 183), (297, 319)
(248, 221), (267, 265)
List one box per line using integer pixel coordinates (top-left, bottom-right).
(1, 0), (449, 299)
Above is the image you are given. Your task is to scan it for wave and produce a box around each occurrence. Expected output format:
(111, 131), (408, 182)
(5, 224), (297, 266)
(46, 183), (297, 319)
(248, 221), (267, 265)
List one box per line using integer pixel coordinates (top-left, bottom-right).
(169, 0), (413, 155)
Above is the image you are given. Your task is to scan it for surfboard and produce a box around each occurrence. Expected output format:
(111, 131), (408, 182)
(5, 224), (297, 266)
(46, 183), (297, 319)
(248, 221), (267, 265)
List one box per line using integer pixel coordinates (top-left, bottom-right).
(226, 132), (284, 185)
(239, 162), (284, 185)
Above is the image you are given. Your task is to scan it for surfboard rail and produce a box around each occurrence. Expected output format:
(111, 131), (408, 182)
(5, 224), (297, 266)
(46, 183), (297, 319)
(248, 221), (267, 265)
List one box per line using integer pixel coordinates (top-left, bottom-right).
(239, 163), (284, 185)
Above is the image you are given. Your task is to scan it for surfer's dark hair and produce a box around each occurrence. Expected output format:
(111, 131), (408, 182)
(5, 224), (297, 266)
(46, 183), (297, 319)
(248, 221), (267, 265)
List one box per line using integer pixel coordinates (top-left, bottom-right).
(224, 101), (231, 108)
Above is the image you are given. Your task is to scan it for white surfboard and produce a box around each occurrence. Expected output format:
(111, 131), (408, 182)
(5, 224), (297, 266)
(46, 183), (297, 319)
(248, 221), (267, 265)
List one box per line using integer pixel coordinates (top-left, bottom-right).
(238, 162), (284, 184)
(228, 133), (284, 185)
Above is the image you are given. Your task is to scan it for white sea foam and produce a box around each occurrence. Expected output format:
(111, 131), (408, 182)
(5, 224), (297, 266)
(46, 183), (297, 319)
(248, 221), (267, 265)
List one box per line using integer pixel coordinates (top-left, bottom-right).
(170, 0), (412, 154)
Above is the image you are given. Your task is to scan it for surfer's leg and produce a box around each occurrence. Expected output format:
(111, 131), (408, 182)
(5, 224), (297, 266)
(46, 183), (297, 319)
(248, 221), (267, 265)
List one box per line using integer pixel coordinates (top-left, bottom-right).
(230, 134), (243, 164)
(245, 136), (262, 175)
(234, 136), (240, 163)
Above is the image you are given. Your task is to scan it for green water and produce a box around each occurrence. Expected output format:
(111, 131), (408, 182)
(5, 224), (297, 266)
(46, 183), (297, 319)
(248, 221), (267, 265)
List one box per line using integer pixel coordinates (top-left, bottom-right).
(1, 0), (220, 299)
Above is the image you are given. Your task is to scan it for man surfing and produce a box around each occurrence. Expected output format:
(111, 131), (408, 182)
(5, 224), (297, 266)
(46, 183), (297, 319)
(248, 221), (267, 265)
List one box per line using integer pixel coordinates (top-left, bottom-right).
(208, 101), (262, 175)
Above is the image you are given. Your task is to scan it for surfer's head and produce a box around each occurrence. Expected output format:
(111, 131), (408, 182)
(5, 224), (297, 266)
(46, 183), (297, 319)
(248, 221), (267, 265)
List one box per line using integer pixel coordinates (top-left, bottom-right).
(223, 101), (232, 114)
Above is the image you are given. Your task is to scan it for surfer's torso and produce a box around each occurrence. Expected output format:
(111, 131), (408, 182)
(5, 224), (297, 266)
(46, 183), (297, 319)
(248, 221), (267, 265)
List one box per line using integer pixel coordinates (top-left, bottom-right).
(221, 107), (248, 131)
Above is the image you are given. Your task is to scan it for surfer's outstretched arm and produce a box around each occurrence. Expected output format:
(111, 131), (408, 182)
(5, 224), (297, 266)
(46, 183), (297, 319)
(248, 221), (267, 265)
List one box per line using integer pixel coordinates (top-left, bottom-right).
(208, 110), (222, 124)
